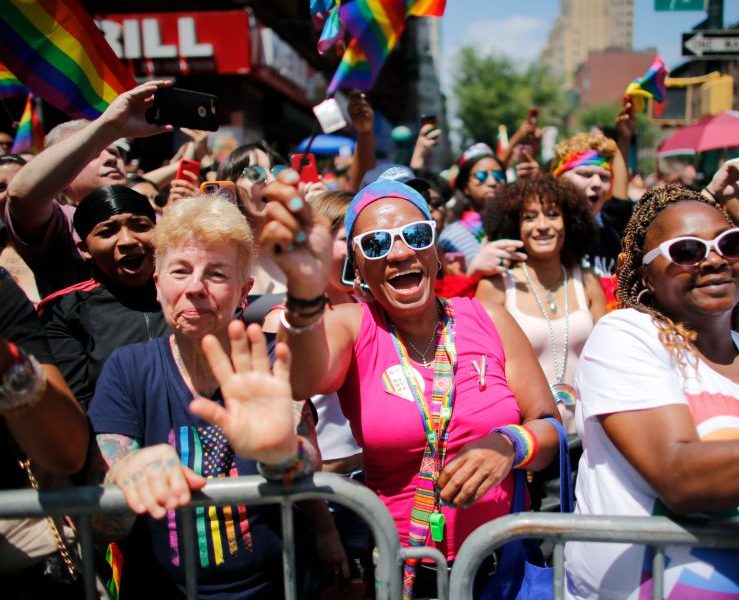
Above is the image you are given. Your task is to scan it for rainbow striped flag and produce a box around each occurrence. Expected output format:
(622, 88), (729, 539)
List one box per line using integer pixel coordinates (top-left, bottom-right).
(0, 0), (136, 120)
(10, 93), (44, 154)
(327, 0), (445, 95)
(0, 61), (27, 99)
(625, 55), (668, 113)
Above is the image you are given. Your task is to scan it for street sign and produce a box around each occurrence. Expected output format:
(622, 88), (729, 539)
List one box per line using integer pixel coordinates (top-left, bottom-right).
(682, 30), (739, 57)
(655, 0), (705, 11)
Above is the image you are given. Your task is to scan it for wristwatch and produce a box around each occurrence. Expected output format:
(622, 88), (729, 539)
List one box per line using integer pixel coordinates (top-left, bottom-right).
(0, 342), (47, 412)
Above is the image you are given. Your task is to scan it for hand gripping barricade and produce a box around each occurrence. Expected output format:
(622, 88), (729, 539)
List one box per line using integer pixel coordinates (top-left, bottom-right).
(0, 472), (447, 600)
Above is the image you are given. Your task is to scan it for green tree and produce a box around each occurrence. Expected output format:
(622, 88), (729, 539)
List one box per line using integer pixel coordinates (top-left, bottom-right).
(452, 47), (569, 147)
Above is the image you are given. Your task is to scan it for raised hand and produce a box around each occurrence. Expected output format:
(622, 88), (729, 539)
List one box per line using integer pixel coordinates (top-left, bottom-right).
(167, 170), (200, 205)
(258, 171), (334, 300)
(191, 321), (298, 465)
(100, 81), (173, 139)
(347, 91), (374, 135)
(616, 98), (637, 141)
(514, 147), (540, 180)
(706, 158), (739, 202)
(468, 239), (527, 277)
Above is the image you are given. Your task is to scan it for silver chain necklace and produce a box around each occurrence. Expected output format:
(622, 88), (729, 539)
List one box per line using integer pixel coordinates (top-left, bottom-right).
(521, 263), (569, 383)
(402, 322), (439, 368)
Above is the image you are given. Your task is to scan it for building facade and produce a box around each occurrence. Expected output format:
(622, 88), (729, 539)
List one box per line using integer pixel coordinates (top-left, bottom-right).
(543, 0), (634, 89)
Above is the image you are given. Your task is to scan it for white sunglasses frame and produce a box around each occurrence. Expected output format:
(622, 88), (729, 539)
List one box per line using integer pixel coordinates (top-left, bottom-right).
(352, 220), (437, 260)
(642, 227), (739, 266)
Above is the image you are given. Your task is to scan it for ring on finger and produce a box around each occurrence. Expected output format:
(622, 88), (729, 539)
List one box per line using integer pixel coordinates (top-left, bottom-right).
(498, 258), (506, 268)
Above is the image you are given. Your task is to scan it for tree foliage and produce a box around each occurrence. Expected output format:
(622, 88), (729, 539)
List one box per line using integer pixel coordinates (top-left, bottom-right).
(452, 47), (570, 148)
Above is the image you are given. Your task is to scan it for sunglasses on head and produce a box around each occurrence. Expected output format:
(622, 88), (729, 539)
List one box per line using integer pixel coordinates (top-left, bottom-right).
(353, 220), (436, 260)
(472, 169), (505, 184)
(642, 227), (739, 267)
(241, 164), (288, 184)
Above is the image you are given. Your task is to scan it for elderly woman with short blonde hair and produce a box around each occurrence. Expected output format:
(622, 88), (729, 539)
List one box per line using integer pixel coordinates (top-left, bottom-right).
(87, 195), (321, 597)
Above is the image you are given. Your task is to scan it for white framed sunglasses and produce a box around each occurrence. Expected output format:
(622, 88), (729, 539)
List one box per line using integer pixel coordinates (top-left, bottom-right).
(642, 227), (739, 267)
(353, 220), (436, 260)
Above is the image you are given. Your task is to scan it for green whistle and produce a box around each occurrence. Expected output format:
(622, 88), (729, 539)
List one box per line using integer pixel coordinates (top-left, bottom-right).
(429, 510), (445, 542)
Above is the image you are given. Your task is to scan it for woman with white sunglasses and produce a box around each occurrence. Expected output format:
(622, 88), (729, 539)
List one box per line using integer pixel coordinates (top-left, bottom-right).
(259, 179), (560, 598)
(565, 184), (739, 599)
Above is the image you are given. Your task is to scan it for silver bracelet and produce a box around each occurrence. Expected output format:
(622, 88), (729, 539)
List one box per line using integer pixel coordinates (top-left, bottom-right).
(278, 308), (324, 334)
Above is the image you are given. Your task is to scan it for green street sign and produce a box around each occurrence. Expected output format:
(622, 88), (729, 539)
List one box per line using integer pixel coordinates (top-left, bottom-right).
(655, 0), (705, 11)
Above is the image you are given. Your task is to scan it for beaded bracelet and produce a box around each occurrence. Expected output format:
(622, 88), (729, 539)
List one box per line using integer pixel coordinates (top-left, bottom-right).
(257, 438), (306, 486)
(492, 424), (539, 469)
(285, 293), (328, 316)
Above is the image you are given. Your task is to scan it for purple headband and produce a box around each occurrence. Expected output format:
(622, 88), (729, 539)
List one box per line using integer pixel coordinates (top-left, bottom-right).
(344, 180), (432, 256)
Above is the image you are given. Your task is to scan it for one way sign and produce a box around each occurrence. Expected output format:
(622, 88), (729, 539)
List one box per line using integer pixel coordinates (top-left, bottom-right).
(682, 30), (739, 58)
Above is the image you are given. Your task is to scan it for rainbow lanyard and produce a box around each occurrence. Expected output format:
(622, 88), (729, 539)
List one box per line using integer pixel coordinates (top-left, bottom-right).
(459, 211), (485, 243)
(387, 298), (457, 600)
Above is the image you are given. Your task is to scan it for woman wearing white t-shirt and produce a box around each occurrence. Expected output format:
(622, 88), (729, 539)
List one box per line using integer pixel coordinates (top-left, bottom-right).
(566, 184), (739, 599)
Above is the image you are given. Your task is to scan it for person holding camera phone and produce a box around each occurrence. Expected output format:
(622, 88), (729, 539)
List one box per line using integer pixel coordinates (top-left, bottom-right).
(5, 81), (174, 297)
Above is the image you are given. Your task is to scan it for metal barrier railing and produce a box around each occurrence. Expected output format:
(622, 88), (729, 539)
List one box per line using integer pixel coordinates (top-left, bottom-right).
(0, 472), (447, 600)
(448, 512), (739, 600)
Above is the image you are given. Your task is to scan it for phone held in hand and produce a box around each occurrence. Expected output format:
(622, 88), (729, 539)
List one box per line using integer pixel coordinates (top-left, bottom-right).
(176, 159), (201, 182)
(291, 153), (320, 184)
(340, 256), (356, 287)
(420, 113), (437, 129)
(527, 107), (538, 127)
(145, 87), (219, 131)
(200, 181), (237, 204)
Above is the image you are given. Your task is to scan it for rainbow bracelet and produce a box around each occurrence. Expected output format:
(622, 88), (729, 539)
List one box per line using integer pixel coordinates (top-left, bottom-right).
(493, 424), (539, 469)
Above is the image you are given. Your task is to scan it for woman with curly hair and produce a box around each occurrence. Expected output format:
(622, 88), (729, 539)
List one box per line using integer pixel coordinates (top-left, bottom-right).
(565, 184), (739, 599)
(476, 175), (605, 433)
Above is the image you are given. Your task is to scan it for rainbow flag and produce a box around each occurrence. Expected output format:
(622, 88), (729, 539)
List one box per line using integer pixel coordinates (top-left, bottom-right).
(625, 55), (668, 113)
(327, 0), (446, 95)
(0, 61), (27, 99)
(0, 0), (136, 120)
(10, 94), (44, 154)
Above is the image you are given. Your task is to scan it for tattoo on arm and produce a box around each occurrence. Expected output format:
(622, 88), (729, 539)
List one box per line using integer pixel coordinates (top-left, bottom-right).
(88, 434), (142, 542)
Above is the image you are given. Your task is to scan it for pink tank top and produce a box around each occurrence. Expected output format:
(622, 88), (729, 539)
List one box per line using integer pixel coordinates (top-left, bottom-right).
(338, 296), (520, 559)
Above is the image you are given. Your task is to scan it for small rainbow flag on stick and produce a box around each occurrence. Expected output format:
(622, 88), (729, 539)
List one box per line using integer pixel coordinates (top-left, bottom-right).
(327, 0), (446, 95)
(0, 61), (27, 99)
(0, 0), (136, 120)
(625, 55), (668, 113)
(11, 93), (44, 154)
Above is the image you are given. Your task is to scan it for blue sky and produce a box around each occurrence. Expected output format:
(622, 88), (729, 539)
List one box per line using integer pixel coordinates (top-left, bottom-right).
(439, 0), (739, 91)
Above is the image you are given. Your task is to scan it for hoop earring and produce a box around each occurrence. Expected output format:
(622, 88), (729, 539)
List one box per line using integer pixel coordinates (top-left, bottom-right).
(636, 289), (651, 304)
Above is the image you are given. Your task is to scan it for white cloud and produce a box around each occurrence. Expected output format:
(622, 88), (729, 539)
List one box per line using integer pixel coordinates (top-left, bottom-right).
(440, 15), (549, 94)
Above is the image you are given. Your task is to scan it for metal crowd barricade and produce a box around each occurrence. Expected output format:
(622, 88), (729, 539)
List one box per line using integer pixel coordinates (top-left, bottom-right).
(448, 512), (739, 600)
(0, 472), (447, 600)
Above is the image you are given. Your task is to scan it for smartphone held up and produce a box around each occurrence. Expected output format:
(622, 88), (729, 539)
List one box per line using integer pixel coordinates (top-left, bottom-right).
(200, 181), (237, 204)
(145, 87), (219, 131)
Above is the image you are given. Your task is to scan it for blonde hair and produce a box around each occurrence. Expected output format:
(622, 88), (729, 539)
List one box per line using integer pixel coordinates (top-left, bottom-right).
(309, 190), (353, 232)
(154, 195), (254, 281)
(552, 132), (617, 167)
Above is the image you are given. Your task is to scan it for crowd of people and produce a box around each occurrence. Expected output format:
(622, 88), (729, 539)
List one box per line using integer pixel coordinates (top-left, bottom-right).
(0, 78), (738, 600)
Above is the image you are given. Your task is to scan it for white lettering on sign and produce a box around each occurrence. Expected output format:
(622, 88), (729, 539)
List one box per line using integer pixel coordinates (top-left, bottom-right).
(178, 17), (213, 57)
(96, 16), (215, 59)
(142, 19), (176, 58)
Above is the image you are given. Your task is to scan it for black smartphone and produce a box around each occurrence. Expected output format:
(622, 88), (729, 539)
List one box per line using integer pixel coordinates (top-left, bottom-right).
(420, 113), (437, 128)
(340, 256), (356, 287)
(145, 87), (219, 131)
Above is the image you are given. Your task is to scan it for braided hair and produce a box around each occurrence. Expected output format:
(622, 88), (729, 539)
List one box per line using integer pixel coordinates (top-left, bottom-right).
(617, 184), (732, 372)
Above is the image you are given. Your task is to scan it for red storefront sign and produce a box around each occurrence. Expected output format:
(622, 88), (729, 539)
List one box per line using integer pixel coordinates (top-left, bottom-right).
(95, 11), (250, 76)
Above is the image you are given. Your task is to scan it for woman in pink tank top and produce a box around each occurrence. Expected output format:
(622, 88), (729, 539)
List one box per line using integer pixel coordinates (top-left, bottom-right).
(260, 179), (561, 598)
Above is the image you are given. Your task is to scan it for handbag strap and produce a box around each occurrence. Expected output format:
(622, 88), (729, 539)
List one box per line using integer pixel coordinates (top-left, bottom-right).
(511, 416), (573, 513)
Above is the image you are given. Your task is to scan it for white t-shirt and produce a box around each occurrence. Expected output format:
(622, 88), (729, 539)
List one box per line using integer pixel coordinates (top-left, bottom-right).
(565, 308), (739, 600)
(312, 392), (361, 461)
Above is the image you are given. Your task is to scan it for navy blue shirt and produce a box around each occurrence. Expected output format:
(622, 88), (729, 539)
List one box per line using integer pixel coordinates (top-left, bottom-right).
(89, 336), (285, 599)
